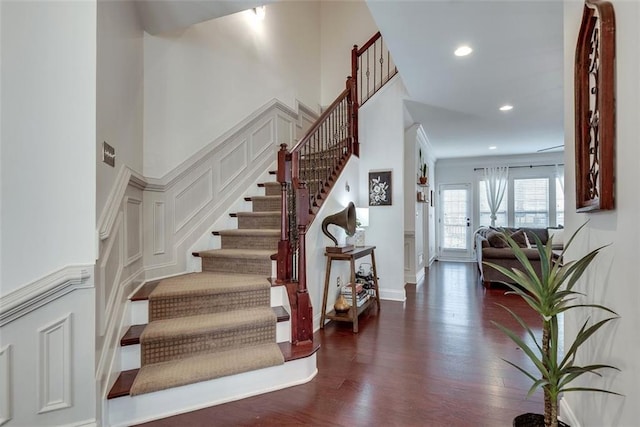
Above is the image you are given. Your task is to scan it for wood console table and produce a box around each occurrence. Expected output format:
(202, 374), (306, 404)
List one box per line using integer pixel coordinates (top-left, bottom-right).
(320, 246), (380, 333)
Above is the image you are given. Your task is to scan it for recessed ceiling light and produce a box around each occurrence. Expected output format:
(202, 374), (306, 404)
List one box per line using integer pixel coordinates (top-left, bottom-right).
(499, 104), (513, 111)
(454, 45), (473, 57)
(489, 146), (497, 150)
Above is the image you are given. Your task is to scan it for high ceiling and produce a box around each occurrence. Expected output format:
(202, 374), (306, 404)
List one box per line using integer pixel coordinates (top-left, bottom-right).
(366, 0), (565, 159)
(136, 0), (274, 35)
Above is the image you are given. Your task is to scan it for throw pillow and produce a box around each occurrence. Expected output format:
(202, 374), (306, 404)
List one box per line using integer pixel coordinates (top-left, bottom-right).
(486, 231), (508, 248)
(510, 230), (529, 248)
(547, 227), (565, 246)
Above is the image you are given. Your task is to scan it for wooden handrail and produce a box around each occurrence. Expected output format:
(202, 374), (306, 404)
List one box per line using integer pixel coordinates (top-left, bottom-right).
(355, 31), (381, 56)
(351, 31), (397, 108)
(291, 87), (351, 153)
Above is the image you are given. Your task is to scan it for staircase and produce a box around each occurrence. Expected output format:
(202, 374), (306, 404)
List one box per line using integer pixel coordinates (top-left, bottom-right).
(106, 176), (319, 427)
(105, 29), (395, 427)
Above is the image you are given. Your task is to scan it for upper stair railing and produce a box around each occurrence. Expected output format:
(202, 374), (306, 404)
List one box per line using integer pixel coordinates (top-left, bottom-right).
(350, 31), (398, 155)
(276, 31), (395, 345)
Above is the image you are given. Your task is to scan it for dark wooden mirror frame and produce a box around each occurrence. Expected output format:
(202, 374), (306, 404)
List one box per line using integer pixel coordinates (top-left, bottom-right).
(574, 0), (616, 212)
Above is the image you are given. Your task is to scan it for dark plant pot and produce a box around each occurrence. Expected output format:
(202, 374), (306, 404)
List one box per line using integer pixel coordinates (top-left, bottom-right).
(513, 413), (570, 427)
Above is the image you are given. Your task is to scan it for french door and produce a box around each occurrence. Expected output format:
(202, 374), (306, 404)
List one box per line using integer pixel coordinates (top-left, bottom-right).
(439, 184), (472, 259)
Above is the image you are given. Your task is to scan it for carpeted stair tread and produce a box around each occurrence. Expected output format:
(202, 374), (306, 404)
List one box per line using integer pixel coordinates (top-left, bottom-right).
(129, 343), (284, 396)
(150, 272), (269, 299)
(215, 229), (279, 236)
(197, 249), (275, 259)
(141, 307), (276, 343)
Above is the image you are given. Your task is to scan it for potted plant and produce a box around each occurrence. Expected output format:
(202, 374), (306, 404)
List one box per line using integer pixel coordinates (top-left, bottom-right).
(418, 149), (427, 184)
(419, 163), (428, 185)
(485, 223), (620, 427)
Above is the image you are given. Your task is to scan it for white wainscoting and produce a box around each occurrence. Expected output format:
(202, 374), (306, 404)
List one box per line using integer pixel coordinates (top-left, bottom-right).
(0, 280), (96, 426)
(404, 232), (416, 284)
(95, 180), (146, 415)
(142, 99), (317, 280)
(0, 345), (11, 426)
(38, 313), (73, 414)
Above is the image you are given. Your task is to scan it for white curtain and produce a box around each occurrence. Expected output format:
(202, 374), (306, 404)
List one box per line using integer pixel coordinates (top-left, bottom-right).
(556, 164), (564, 193)
(483, 166), (509, 227)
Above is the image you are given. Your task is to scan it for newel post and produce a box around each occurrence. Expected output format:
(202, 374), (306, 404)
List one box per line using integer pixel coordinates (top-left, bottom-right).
(276, 144), (291, 283)
(294, 182), (313, 344)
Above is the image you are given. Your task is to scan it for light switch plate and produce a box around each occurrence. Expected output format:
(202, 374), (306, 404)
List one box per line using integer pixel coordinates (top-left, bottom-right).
(102, 141), (115, 167)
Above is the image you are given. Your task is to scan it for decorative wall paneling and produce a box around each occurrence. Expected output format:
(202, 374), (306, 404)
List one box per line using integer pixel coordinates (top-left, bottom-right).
(0, 284), (96, 427)
(0, 266), (92, 327)
(0, 345), (11, 425)
(142, 99), (318, 280)
(153, 202), (166, 255)
(38, 314), (73, 414)
(95, 181), (145, 411)
(404, 232), (415, 284)
(125, 197), (143, 265)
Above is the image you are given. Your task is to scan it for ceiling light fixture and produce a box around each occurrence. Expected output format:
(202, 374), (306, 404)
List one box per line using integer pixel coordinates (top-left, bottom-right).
(489, 146), (497, 150)
(499, 104), (513, 111)
(454, 45), (473, 57)
(253, 6), (266, 20)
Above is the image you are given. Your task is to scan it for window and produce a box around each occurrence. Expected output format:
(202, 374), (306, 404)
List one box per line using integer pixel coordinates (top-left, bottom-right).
(514, 178), (549, 228)
(556, 178), (564, 227)
(479, 180), (507, 227)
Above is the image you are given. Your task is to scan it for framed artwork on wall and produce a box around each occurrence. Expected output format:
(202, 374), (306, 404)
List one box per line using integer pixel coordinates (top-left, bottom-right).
(574, 0), (616, 212)
(369, 170), (392, 206)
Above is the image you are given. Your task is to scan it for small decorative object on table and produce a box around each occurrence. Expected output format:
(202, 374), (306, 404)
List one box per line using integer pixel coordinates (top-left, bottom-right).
(321, 202), (356, 253)
(333, 294), (350, 313)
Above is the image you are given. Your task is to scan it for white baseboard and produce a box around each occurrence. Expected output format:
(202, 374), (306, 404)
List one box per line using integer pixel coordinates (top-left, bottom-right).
(379, 288), (406, 302)
(63, 419), (98, 427)
(560, 396), (580, 427)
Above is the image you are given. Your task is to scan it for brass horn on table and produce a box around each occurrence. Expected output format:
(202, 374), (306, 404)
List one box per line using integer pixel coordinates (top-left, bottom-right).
(321, 202), (356, 252)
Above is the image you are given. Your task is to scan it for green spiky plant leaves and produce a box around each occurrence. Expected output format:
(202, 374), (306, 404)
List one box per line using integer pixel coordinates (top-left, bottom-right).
(484, 223), (620, 427)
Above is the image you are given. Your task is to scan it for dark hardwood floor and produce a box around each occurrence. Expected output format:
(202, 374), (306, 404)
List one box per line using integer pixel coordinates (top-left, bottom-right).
(138, 261), (543, 426)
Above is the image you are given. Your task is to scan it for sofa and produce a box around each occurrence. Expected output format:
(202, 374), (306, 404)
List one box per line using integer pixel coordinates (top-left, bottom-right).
(475, 226), (564, 288)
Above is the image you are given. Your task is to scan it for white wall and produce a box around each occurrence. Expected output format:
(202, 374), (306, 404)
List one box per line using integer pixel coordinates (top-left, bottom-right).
(306, 157), (361, 329)
(96, 0), (144, 220)
(0, 2), (97, 425)
(0, 0), (97, 296)
(319, 0), (378, 106)
(562, 1), (640, 426)
(358, 77), (408, 301)
(143, 1), (322, 179)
